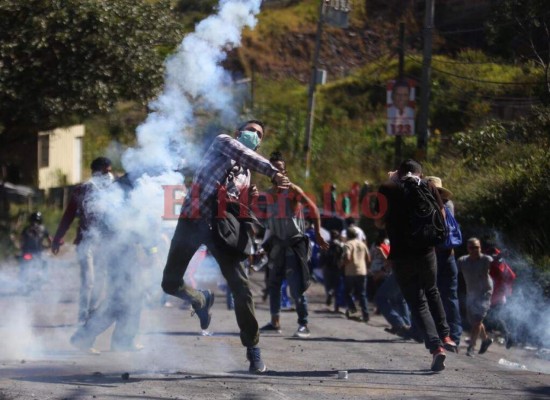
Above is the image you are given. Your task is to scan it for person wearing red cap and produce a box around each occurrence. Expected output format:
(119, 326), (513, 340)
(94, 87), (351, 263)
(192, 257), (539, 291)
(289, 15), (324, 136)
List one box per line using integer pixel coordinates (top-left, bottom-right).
(485, 246), (517, 348)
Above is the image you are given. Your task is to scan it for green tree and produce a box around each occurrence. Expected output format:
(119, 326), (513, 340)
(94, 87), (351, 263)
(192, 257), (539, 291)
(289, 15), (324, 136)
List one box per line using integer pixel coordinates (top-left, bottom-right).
(0, 0), (181, 141)
(486, 0), (550, 95)
(449, 106), (550, 263)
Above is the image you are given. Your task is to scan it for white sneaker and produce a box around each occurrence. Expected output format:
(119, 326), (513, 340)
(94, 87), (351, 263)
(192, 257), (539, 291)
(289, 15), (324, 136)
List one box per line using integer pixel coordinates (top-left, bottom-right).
(293, 325), (311, 338)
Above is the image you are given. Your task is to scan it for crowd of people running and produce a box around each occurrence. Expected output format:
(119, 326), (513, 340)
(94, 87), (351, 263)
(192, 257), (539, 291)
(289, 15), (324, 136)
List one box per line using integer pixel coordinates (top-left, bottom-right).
(14, 119), (519, 374)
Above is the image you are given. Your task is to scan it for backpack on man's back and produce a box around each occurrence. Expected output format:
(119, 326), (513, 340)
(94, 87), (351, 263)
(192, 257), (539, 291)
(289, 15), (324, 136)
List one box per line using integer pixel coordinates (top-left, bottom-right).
(439, 204), (462, 249)
(401, 174), (448, 249)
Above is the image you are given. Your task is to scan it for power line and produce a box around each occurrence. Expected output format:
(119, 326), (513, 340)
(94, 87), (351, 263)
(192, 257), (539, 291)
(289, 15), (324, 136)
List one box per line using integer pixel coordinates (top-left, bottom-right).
(406, 55), (543, 86)
(431, 57), (504, 66)
(437, 26), (484, 35)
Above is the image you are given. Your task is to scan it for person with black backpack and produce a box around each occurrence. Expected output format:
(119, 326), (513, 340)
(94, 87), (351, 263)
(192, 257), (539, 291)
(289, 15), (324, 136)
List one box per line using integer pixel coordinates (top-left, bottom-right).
(375, 159), (456, 372)
(161, 120), (290, 374)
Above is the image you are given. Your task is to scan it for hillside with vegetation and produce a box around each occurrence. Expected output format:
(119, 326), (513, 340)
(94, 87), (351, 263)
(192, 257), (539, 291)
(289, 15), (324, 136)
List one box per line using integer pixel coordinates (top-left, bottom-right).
(1, 0), (549, 272)
(231, 0), (550, 270)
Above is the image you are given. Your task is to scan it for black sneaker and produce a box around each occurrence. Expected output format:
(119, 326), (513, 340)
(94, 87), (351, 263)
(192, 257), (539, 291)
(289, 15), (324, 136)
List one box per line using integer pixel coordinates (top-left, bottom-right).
(246, 346), (267, 373)
(430, 347), (446, 372)
(293, 325), (311, 338)
(395, 326), (412, 339)
(442, 336), (458, 353)
(259, 322), (282, 333)
(466, 345), (475, 357)
(479, 338), (493, 354)
(192, 290), (215, 330)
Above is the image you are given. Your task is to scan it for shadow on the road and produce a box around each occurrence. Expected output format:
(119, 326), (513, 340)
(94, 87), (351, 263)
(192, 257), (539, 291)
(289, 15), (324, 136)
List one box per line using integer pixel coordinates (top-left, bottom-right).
(312, 309), (346, 317)
(31, 324), (75, 329)
(14, 370), (258, 388)
(262, 367), (435, 377)
(527, 385), (550, 399)
(14, 372), (124, 388)
(285, 336), (409, 344)
(144, 331), (240, 337)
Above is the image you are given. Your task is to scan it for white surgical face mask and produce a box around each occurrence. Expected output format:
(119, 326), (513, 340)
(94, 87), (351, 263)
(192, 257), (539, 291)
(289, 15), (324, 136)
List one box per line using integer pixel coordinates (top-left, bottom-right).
(91, 171), (114, 189)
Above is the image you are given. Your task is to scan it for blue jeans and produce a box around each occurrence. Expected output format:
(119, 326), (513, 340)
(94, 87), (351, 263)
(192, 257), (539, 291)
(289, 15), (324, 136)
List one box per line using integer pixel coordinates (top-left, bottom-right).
(393, 251), (450, 352)
(344, 275), (369, 318)
(269, 250), (308, 326)
(375, 273), (411, 328)
(436, 249), (463, 344)
(280, 279), (292, 308)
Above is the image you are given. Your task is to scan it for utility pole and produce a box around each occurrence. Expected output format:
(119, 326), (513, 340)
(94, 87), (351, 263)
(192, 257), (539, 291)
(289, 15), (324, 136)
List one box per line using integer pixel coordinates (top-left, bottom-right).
(250, 64), (255, 109)
(304, 0), (325, 180)
(417, 0), (435, 160)
(395, 22), (405, 166)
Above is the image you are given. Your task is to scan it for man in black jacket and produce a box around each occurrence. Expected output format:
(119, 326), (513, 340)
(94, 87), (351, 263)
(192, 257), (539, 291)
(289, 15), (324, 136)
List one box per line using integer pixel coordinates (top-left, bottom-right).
(375, 159), (456, 372)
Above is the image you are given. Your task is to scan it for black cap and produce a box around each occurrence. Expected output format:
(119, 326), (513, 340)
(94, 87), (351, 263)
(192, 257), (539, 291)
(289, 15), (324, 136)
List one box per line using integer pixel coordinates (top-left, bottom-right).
(398, 159), (422, 178)
(90, 157), (112, 172)
(29, 211), (42, 223)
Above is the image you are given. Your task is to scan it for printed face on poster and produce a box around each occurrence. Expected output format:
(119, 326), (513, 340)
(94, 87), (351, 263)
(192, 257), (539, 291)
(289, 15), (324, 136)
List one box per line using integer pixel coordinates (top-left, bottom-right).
(386, 79), (415, 136)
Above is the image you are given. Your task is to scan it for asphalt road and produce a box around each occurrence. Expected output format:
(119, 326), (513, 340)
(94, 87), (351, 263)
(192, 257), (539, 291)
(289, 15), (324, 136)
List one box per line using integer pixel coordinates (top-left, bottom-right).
(0, 252), (549, 400)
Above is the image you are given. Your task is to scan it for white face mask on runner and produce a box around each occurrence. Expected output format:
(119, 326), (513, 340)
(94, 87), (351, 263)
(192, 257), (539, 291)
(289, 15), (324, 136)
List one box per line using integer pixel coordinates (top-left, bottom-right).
(91, 171), (114, 189)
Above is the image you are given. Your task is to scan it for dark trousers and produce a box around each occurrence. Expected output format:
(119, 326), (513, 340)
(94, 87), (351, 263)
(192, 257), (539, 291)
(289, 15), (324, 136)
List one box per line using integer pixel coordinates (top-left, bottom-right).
(485, 303), (510, 337)
(344, 275), (369, 318)
(393, 251), (450, 352)
(268, 251), (308, 326)
(323, 266), (341, 298)
(162, 217), (259, 348)
(436, 249), (463, 345)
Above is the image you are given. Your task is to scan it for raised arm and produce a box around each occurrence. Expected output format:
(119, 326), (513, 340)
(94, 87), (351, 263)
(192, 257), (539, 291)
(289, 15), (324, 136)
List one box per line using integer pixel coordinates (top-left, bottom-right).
(213, 135), (289, 189)
(213, 135), (278, 177)
(290, 184), (329, 250)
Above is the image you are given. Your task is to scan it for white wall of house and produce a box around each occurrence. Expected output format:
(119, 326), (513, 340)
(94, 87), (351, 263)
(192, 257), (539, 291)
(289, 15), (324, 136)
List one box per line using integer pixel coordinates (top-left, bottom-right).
(38, 125), (85, 190)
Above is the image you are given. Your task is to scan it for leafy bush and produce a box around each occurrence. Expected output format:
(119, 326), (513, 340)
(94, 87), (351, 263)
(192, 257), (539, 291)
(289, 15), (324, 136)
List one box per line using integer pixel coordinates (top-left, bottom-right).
(436, 106), (550, 266)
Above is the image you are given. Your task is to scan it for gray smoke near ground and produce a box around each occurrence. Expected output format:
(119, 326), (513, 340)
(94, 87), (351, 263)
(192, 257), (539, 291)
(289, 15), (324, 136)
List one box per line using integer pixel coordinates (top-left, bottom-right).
(0, 0), (262, 364)
(499, 254), (550, 347)
(478, 233), (550, 373)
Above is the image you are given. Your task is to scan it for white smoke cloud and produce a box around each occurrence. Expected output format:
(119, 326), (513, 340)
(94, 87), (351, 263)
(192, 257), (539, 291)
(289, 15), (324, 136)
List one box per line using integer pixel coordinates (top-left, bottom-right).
(122, 0), (261, 176)
(93, 1), (264, 354)
(0, 0), (263, 363)
(1, 302), (40, 359)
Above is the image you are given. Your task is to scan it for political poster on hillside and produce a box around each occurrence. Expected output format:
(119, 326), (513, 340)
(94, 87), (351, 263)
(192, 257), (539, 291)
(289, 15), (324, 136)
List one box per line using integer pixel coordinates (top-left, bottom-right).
(386, 79), (416, 136)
